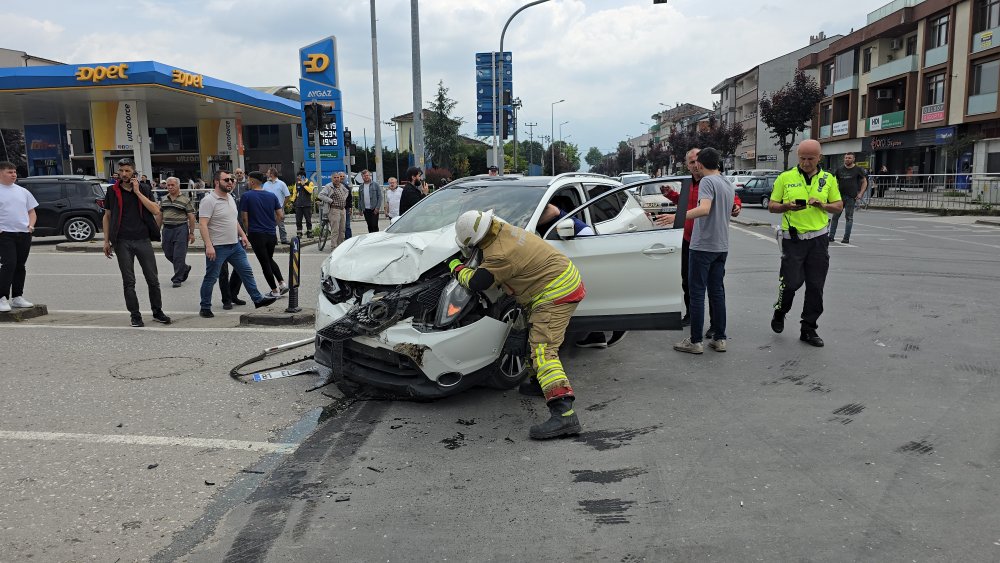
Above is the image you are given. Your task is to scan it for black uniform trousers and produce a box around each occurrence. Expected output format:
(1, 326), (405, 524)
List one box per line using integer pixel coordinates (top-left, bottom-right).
(775, 235), (829, 332)
(0, 231), (31, 299)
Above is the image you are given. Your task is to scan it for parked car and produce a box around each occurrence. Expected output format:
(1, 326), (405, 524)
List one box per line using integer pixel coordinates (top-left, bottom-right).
(734, 175), (777, 207)
(314, 173), (683, 398)
(633, 177), (688, 214)
(617, 172), (650, 185)
(17, 175), (107, 241)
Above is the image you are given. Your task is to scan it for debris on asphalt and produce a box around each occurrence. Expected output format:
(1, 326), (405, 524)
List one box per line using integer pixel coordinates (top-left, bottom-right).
(204, 480), (215, 486)
(147, 463), (158, 470)
(116, 423), (123, 428)
(334, 496), (350, 502)
(367, 466), (383, 473)
(240, 469), (265, 475)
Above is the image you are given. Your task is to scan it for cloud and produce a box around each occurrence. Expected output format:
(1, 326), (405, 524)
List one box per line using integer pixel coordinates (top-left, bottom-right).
(4, 0), (878, 162)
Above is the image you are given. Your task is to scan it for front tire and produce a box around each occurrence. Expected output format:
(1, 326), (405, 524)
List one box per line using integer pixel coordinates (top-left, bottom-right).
(761, 196), (770, 209)
(484, 296), (531, 389)
(64, 217), (96, 242)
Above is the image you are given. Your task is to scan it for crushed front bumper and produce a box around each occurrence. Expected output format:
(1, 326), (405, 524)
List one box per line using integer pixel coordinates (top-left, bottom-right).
(314, 295), (509, 399)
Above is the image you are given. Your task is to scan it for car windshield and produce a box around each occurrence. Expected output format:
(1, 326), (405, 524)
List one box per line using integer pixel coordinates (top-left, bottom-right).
(386, 183), (547, 234)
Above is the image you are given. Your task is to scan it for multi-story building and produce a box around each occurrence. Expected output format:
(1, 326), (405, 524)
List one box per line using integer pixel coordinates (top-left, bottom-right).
(713, 33), (841, 171)
(802, 0), (1000, 175)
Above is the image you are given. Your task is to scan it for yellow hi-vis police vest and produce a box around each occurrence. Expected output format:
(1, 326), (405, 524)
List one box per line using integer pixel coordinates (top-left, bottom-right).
(770, 167), (842, 233)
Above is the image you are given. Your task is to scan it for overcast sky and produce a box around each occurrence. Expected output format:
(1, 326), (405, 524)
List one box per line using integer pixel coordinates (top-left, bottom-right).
(10, 0), (881, 162)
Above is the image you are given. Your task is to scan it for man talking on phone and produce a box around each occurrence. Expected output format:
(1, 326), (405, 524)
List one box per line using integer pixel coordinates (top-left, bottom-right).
(767, 139), (842, 347)
(102, 158), (171, 327)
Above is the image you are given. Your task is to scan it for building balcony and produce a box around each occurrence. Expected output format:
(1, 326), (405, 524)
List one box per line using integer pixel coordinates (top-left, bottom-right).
(740, 112), (757, 122)
(968, 92), (998, 116)
(833, 75), (858, 95)
(868, 54), (919, 83)
(972, 26), (1000, 54)
(924, 45), (947, 67)
(823, 83), (834, 97)
(819, 125), (832, 138)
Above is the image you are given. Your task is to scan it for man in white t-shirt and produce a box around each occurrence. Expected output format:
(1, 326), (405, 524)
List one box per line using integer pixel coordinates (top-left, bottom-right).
(384, 177), (403, 220)
(262, 167), (291, 244)
(0, 162), (37, 313)
(196, 169), (278, 318)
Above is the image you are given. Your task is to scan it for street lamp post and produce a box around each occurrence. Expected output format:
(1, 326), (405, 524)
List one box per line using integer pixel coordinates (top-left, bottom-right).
(495, 0), (554, 175)
(550, 99), (564, 175)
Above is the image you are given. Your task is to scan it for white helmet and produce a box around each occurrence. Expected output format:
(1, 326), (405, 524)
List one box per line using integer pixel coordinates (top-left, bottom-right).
(455, 209), (495, 249)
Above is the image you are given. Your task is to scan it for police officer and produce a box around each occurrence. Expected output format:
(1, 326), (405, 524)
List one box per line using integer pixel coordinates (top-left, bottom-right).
(767, 139), (843, 347)
(450, 209), (585, 440)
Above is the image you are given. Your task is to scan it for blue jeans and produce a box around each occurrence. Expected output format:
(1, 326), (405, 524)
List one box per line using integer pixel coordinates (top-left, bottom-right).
(199, 243), (264, 309)
(689, 249), (728, 343)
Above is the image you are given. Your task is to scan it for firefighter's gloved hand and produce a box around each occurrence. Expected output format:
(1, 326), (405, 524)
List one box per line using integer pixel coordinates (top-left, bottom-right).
(448, 259), (466, 277)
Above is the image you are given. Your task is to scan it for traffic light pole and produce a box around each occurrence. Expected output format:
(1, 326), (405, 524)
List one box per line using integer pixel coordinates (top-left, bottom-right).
(496, 0), (552, 175)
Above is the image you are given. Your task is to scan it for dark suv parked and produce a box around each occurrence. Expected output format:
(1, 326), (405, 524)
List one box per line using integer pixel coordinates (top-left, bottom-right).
(735, 175), (777, 208)
(17, 176), (107, 241)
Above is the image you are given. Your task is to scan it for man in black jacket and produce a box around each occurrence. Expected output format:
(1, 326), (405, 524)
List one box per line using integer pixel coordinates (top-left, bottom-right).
(398, 166), (425, 216)
(102, 159), (171, 327)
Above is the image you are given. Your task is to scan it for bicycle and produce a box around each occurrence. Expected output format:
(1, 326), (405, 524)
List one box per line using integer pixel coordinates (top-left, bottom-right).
(317, 207), (330, 251)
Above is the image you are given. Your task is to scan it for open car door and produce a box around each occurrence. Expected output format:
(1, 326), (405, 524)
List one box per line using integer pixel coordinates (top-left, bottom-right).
(543, 181), (687, 333)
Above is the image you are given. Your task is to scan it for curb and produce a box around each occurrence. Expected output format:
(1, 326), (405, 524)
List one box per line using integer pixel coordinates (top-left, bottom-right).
(0, 304), (49, 322)
(732, 218), (772, 227)
(975, 219), (1000, 227)
(56, 239), (320, 254)
(240, 308), (315, 327)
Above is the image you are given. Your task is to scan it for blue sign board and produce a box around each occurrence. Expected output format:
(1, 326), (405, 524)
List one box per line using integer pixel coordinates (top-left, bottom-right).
(474, 52), (513, 137)
(299, 37), (345, 185)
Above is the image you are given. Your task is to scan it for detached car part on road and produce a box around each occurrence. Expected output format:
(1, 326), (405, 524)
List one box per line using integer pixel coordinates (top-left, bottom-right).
(314, 173), (687, 398)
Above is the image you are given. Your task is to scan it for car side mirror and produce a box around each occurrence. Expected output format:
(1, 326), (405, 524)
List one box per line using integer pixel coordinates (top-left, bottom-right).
(556, 218), (576, 239)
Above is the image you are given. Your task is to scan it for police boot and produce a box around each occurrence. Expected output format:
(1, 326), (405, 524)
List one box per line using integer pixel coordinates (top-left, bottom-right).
(529, 397), (581, 440)
(518, 376), (543, 397)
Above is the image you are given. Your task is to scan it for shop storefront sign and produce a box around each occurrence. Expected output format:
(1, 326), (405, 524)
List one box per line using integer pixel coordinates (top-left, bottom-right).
(921, 103), (945, 123)
(868, 110), (905, 132)
(934, 126), (956, 144)
(870, 135), (905, 151)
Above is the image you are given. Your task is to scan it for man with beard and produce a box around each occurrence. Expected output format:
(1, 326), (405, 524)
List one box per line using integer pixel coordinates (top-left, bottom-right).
(196, 170), (277, 318)
(398, 166), (425, 215)
(102, 159), (171, 327)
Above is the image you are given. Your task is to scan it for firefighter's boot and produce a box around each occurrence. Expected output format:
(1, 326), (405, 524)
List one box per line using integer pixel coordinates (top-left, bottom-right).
(529, 397), (581, 440)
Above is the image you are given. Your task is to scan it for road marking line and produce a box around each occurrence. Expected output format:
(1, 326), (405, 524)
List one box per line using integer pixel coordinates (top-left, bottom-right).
(49, 309), (246, 315)
(3, 324), (313, 334)
(731, 224), (777, 245)
(0, 430), (298, 453)
(878, 238), (905, 241)
(855, 222), (1000, 249)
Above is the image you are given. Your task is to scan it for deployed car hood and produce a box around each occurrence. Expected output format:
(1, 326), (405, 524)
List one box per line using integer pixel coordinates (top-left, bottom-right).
(328, 225), (459, 284)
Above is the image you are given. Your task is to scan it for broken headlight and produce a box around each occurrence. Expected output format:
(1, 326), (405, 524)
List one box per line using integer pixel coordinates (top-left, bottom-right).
(322, 275), (351, 304)
(434, 248), (482, 327)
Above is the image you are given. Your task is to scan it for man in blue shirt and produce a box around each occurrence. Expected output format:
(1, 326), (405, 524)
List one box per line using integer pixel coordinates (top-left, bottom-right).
(239, 171), (288, 298)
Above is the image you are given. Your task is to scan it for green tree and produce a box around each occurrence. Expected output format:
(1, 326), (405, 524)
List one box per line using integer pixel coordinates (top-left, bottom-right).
(424, 80), (462, 170)
(759, 69), (824, 169)
(543, 141), (579, 175)
(585, 146), (604, 170)
(0, 129), (27, 175)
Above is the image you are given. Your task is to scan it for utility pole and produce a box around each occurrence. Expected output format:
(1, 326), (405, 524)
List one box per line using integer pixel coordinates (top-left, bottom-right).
(524, 121), (537, 175)
(370, 0), (385, 184)
(410, 0), (425, 170)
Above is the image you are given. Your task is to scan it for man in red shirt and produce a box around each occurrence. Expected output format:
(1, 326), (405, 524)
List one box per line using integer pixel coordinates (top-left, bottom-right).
(659, 148), (742, 330)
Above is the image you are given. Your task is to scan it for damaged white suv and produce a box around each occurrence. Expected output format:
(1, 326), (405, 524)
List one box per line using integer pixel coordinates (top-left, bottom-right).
(314, 173), (685, 398)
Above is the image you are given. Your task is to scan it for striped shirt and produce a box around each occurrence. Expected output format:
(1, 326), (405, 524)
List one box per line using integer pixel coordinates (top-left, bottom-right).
(159, 194), (195, 225)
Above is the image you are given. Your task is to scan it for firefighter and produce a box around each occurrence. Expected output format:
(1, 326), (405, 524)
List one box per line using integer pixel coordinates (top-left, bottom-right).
(449, 209), (585, 439)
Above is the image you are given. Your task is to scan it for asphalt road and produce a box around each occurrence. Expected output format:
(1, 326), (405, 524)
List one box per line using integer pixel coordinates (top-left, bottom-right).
(3, 209), (1000, 562)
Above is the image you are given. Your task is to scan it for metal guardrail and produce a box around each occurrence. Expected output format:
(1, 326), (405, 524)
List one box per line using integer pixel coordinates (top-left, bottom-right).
(864, 174), (1000, 211)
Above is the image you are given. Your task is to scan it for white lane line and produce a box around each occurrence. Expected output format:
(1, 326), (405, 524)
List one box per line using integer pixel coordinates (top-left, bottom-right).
(855, 222), (1000, 249)
(29, 273), (123, 276)
(4, 324), (313, 334)
(878, 238), (905, 241)
(0, 430), (298, 453)
(49, 309), (247, 315)
(731, 224), (777, 245)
